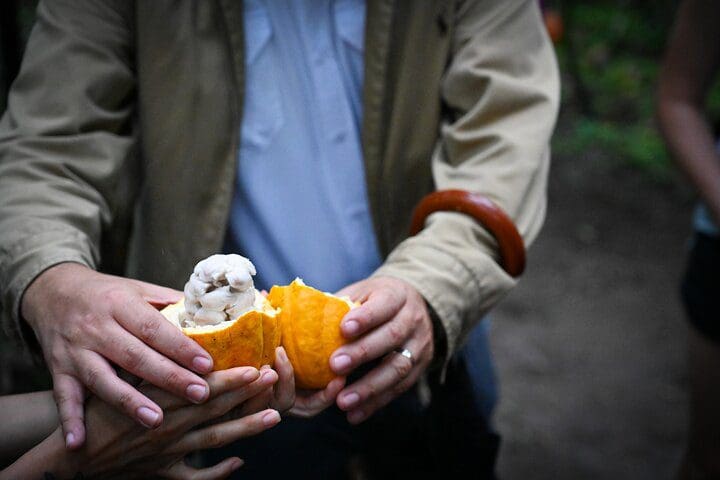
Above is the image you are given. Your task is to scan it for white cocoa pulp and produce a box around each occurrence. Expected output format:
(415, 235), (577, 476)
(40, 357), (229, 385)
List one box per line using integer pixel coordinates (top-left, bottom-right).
(180, 254), (258, 327)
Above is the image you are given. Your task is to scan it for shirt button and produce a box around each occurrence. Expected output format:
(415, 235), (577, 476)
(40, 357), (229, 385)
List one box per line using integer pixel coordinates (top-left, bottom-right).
(333, 131), (347, 143)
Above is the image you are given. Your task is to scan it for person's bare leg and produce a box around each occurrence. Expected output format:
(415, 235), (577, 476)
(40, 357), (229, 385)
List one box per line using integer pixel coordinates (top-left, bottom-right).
(677, 327), (720, 479)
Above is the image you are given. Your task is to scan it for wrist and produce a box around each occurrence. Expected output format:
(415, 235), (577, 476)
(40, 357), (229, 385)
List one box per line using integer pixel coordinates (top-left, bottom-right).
(42, 429), (83, 480)
(425, 302), (447, 374)
(20, 262), (88, 327)
(1, 428), (77, 480)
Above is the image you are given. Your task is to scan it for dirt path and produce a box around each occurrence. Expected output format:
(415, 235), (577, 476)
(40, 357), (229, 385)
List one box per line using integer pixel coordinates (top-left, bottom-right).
(491, 153), (694, 479)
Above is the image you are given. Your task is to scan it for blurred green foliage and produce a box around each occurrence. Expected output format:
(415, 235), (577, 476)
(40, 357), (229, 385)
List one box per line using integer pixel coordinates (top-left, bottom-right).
(551, 1), (689, 179)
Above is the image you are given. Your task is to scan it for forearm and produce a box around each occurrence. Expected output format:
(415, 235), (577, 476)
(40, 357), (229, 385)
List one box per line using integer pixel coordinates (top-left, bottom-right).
(0, 0), (136, 345)
(657, 100), (720, 223)
(656, 0), (720, 223)
(0, 428), (73, 480)
(0, 391), (58, 466)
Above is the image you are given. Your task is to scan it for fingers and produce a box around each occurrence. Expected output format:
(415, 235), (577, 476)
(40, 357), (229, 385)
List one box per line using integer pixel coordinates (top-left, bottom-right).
(235, 367), (275, 417)
(337, 289), (405, 340)
(114, 298), (214, 375)
(203, 368), (277, 419)
(53, 373), (86, 449)
(206, 367), (262, 397)
(139, 367), (261, 412)
(99, 319), (211, 406)
(170, 369), (277, 433)
(330, 307), (413, 376)
(163, 457), (243, 480)
(336, 349), (418, 424)
(288, 376), (346, 418)
(75, 349), (164, 429)
(172, 408), (281, 453)
(270, 347), (295, 413)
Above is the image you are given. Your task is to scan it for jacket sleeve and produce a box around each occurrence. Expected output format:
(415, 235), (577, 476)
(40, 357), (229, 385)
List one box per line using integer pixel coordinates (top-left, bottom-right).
(0, 0), (136, 345)
(373, 0), (560, 363)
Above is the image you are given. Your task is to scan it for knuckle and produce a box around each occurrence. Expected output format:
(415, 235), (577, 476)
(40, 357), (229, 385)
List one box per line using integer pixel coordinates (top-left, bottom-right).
(388, 289), (403, 306)
(64, 322), (85, 343)
(378, 288), (402, 309)
(49, 344), (67, 367)
(102, 288), (127, 306)
(122, 344), (145, 372)
(117, 391), (134, 411)
(163, 369), (183, 390)
(362, 382), (378, 399)
(208, 399), (231, 418)
(279, 399), (295, 414)
(202, 430), (224, 449)
(387, 323), (404, 345)
(84, 367), (102, 391)
(362, 303), (378, 323)
(394, 356), (413, 378)
(138, 318), (161, 344)
(54, 393), (76, 411)
(356, 343), (371, 363)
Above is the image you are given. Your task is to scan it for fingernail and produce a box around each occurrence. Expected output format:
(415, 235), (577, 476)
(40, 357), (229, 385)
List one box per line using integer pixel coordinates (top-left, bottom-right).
(192, 356), (213, 373)
(263, 410), (281, 427)
(340, 392), (359, 409)
(343, 320), (359, 336)
(276, 346), (287, 361)
(242, 369), (260, 382)
(65, 432), (76, 448)
(137, 406), (160, 428)
(231, 458), (244, 470)
(260, 370), (276, 384)
(186, 383), (208, 403)
(332, 354), (352, 371)
(348, 409), (365, 424)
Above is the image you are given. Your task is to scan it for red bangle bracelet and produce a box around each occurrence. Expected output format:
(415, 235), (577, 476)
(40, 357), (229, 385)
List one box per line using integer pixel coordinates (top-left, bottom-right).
(409, 190), (526, 277)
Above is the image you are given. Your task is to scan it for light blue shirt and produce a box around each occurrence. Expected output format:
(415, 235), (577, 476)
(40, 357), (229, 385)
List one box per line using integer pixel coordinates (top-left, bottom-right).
(693, 203), (719, 236)
(225, 0), (382, 292)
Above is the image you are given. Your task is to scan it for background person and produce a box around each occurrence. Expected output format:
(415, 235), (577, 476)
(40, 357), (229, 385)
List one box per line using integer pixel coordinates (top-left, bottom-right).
(657, 0), (720, 477)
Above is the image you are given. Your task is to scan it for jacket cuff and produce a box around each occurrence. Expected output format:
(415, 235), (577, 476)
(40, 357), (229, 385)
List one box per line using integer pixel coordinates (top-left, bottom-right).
(0, 228), (96, 349)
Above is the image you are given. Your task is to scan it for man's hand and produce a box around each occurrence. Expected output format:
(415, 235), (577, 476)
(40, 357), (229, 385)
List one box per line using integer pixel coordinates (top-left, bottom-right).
(20, 262), (215, 450)
(329, 277), (434, 424)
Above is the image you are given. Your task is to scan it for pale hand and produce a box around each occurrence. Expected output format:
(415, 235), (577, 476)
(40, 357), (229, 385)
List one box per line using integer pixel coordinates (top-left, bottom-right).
(21, 262), (215, 449)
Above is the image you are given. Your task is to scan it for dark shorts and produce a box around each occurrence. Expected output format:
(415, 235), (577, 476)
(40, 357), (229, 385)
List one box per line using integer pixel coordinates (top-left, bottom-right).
(681, 232), (720, 342)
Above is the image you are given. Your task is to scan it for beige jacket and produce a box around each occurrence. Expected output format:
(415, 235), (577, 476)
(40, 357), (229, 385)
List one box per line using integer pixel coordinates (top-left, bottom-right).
(0, 0), (559, 362)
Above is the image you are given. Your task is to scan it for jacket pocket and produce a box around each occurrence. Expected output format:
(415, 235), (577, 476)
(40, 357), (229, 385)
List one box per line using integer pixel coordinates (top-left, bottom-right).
(241, 1), (284, 150)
